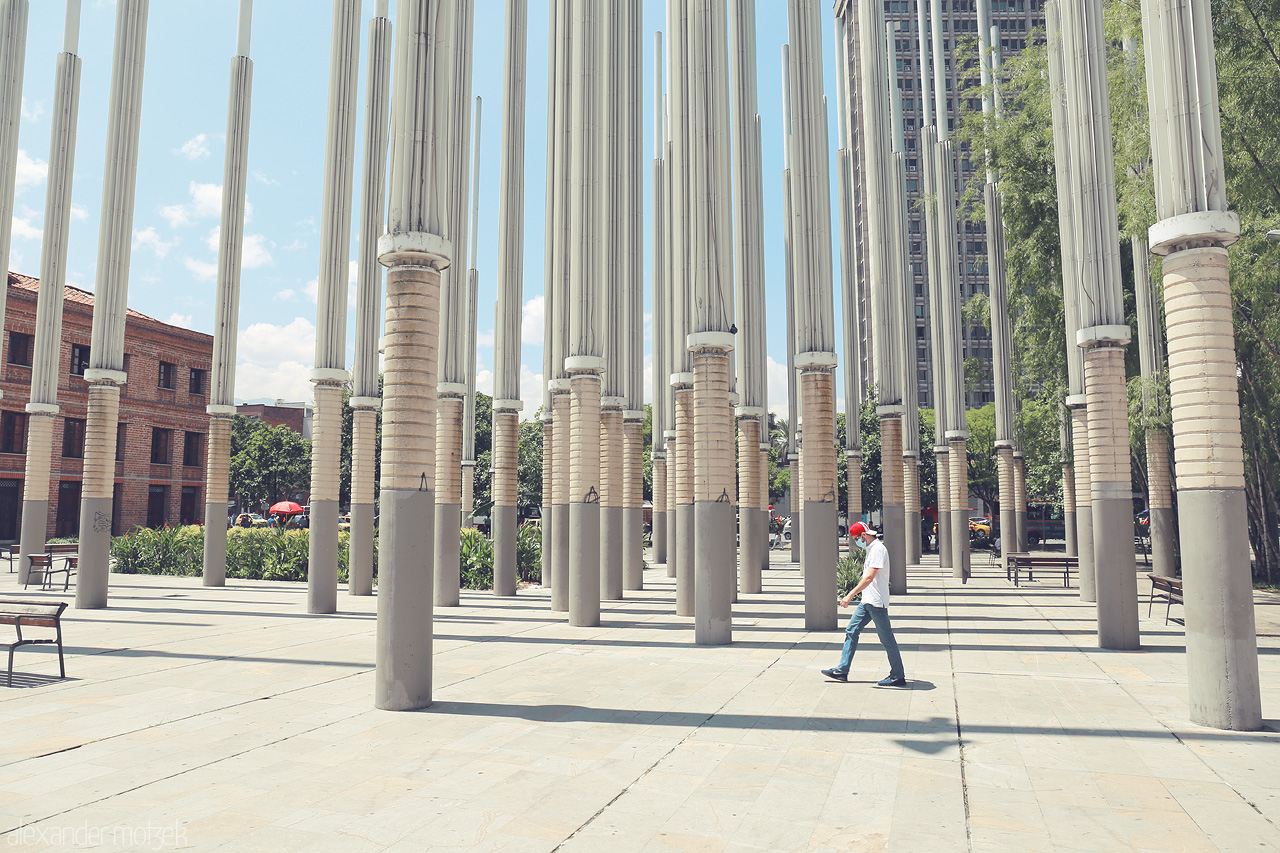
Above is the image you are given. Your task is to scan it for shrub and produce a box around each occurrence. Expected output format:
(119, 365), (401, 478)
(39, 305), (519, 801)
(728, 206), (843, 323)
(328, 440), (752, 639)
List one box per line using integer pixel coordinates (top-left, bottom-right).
(110, 525), (204, 576)
(460, 527), (494, 589)
(516, 522), (541, 583)
(837, 548), (866, 597)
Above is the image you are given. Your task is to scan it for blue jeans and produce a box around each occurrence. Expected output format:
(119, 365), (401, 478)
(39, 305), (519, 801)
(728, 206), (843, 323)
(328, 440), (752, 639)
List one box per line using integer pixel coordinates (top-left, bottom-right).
(834, 602), (904, 680)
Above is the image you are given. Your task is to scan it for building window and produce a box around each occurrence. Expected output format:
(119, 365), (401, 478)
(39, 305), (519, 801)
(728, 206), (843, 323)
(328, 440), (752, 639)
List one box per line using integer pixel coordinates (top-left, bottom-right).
(158, 361), (176, 390)
(183, 432), (203, 468)
(190, 368), (207, 396)
(151, 427), (172, 465)
(117, 422), (127, 462)
(1, 411), (27, 454)
(62, 418), (86, 459)
(147, 484), (168, 528)
(71, 343), (90, 376)
(8, 332), (32, 366)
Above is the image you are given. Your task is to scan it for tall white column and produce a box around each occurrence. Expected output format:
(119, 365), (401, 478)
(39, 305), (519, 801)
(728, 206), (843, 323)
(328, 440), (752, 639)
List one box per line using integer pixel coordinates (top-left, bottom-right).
(18, 0), (74, 587)
(74, 0), (148, 610)
(730, 0), (767, 598)
(203, 0), (255, 588)
(347, 0), (392, 598)
(461, 97), (482, 537)
(1047, 2), (1092, 592)
(374, 0), (454, 712)
(1140, 0), (1260, 729)
(649, 31), (668, 573)
(0, 0), (28, 384)
(1058, 0), (1140, 649)
(780, 43), (801, 567)
(307, 0), (362, 615)
(492, 0), (527, 598)
(620, 2), (645, 595)
(434, 1), (475, 609)
(789, 0), (838, 630)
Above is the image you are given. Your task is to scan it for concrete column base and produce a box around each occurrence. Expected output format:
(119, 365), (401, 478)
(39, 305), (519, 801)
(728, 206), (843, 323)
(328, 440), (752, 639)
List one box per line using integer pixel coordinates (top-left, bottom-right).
(952, 507), (970, 580)
(739, 509), (762, 595)
(1180, 488), (1262, 730)
(569, 501), (600, 627)
(203, 501), (228, 587)
(1093, 496), (1140, 650)
(307, 499), (340, 612)
(905, 510), (921, 566)
(552, 503), (570, 611)
(759, 509), (770, 575)
(541, 503), (554, 594)
(434, 502), (461, 606)
(623, 506), (643, 590)
(652, 510), (667, 567)
(374, 488), (433, 711)
(75, 497), (114, 609)
(17, 500), (47, 587)
(790, 508), (801, 562)
(349, 503), (375, 596)
(803, 500), (838, 631)
(1015, 511), (1027, 553)
(883, 503), (907, 596)
(666, 509), (677, 578)
(1150, 506), (1177, 580)
(676, 503), (695, 617)
(1065, 510), (1078, 557)
(601, 505), (624, 601)
(1077, 508), (1096, 602)
(694, 500), (733, 644)
(493, 504), (518, 595)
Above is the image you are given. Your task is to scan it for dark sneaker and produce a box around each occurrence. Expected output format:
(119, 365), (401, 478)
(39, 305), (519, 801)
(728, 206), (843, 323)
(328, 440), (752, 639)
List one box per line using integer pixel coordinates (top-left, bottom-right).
(821, 668), (848, 682)
(877, 675), (907, 687)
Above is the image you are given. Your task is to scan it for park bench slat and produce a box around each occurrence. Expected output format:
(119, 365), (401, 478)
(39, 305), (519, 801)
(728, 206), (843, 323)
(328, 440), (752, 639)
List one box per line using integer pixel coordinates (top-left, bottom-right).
(1006, 553), (1079, 588)
(0, 599), (69, 686)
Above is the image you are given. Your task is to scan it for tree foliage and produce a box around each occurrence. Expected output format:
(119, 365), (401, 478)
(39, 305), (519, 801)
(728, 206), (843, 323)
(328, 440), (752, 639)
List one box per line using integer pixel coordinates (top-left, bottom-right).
(229, 416), (312, 510)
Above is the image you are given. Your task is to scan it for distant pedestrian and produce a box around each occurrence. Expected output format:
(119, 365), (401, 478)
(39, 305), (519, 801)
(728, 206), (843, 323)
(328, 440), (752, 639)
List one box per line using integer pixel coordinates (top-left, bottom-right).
(822, 522), (906, 687)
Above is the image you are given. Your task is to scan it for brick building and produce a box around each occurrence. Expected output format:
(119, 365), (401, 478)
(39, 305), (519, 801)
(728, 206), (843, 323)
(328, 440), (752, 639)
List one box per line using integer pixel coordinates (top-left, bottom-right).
(235, 401), (311, 438)
(0, 272), (213, 542)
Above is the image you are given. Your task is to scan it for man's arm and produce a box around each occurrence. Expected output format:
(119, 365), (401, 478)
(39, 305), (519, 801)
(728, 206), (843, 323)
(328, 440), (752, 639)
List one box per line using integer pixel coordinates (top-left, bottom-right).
(840, 565), (880, 608)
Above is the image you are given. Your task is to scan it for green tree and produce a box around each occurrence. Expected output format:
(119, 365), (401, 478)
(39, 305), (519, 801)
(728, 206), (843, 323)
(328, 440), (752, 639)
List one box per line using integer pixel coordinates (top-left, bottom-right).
(229, 416), (312, 510)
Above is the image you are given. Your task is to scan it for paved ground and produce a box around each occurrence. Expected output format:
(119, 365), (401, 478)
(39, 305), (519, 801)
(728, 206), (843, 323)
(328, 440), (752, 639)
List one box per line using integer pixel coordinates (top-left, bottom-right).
(1, 550), (1277, 852)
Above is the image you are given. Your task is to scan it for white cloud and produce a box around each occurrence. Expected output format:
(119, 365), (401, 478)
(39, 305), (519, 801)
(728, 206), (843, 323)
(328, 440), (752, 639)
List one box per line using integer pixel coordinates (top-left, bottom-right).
(235, 360), (314, 403)
(476, 328), (495, 348)
(303, 278), (318, 301)
(70, 203), (88, 221)
(240, 317), (316, 365)
(274, 288), (297, 301)
(11, 215), (41, 242)
(766, 355), (790, 417)
(183, 256), (218, 282)
(176, 133), (211, 161)
(15, 150), (47, 189)
(160, 181), (224, 228)
(166, 313), (194, 327)
(133, 226), (177, 258)
(476, 368), (494, 396)
(519, 363), (545, 415)
(521, 295), (544, 345)
(252, 170), (278, 186)
(21, 98), (43, 122)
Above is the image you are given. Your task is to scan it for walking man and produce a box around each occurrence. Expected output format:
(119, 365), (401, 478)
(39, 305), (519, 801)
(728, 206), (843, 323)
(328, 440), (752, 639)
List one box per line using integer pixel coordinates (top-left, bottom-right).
(822, 522), (906, 686)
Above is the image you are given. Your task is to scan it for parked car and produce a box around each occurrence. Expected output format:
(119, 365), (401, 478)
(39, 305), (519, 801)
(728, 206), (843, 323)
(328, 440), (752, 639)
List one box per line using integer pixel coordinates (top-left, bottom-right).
(338, 514), (352, 531)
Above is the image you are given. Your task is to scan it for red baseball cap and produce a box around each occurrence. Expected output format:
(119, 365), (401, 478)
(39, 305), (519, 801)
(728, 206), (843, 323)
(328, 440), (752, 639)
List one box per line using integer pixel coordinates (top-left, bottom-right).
(849, 522), (870, 537)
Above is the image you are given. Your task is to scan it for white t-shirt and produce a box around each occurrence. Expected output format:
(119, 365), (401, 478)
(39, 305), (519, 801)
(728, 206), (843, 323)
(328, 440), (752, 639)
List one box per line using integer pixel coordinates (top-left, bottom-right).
(861, 538), (890, 607)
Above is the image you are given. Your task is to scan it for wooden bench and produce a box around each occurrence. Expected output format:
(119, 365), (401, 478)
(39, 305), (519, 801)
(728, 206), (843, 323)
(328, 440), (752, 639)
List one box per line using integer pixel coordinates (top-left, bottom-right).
(24, 554), (76, 592)
(1, 600), (67, 687)
(1146, 573), (1183, 625)
(1007, 553), (1079, 588)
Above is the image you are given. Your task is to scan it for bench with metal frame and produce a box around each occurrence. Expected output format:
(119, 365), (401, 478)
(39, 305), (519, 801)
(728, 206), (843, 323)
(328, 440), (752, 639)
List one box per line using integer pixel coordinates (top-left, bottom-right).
(1006, 553), (1079, 588)
(1, 600), (68, 687)
(2, 544), (18, 573)
(1145, 573), (1183, 625)
(23, 553), (77, 592)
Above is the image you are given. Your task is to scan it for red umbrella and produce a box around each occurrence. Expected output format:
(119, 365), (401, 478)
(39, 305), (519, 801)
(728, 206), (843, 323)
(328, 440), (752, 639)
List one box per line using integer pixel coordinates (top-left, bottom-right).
(269, 501), (303, 516)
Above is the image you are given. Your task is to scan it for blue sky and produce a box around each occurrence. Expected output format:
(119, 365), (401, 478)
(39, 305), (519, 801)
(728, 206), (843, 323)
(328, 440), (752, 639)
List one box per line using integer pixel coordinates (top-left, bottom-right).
(12, 1), (848, 416)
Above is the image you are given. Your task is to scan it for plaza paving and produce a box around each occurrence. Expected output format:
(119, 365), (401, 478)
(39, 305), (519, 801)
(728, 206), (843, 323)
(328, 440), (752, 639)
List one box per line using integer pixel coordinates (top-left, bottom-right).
(1, 550), (1278, 852)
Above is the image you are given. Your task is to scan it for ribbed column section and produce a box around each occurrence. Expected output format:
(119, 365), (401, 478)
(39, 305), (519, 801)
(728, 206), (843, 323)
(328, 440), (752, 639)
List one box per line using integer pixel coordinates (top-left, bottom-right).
(673, 384), (694, 614)
(936, 449), (951, 566)
(623, 417), (644, 590)
(1070, 406), (1095, 601)
(307, 381), (344, 613)
(903, 459), (920, 565)
(550, 390), (571, 610)
(1145, 429), (1175, 575)
(1013, 453), (1028, 552)
(17, 412), (53, 585)
(1063, 459), (1077, 556)
(348, 407), (377, 595)
(202, 416), (233, 587)
(434, 393), (464, 606)
(949, 437), (969, 580)
(652, 453), (668, 566)
(997, 446), (1015, 563)
(75, 383), (121, 609)
(600, 406), (625, 601)
(541, 418), (554, 593)
(739, 418), (762, 594)
(491, 409), (519, 596)
(879, 415), (905, 599)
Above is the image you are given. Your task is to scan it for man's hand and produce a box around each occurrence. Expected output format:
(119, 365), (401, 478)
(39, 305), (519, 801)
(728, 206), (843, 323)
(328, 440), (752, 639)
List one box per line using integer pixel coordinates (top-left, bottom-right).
(838, 593), (855, 608)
